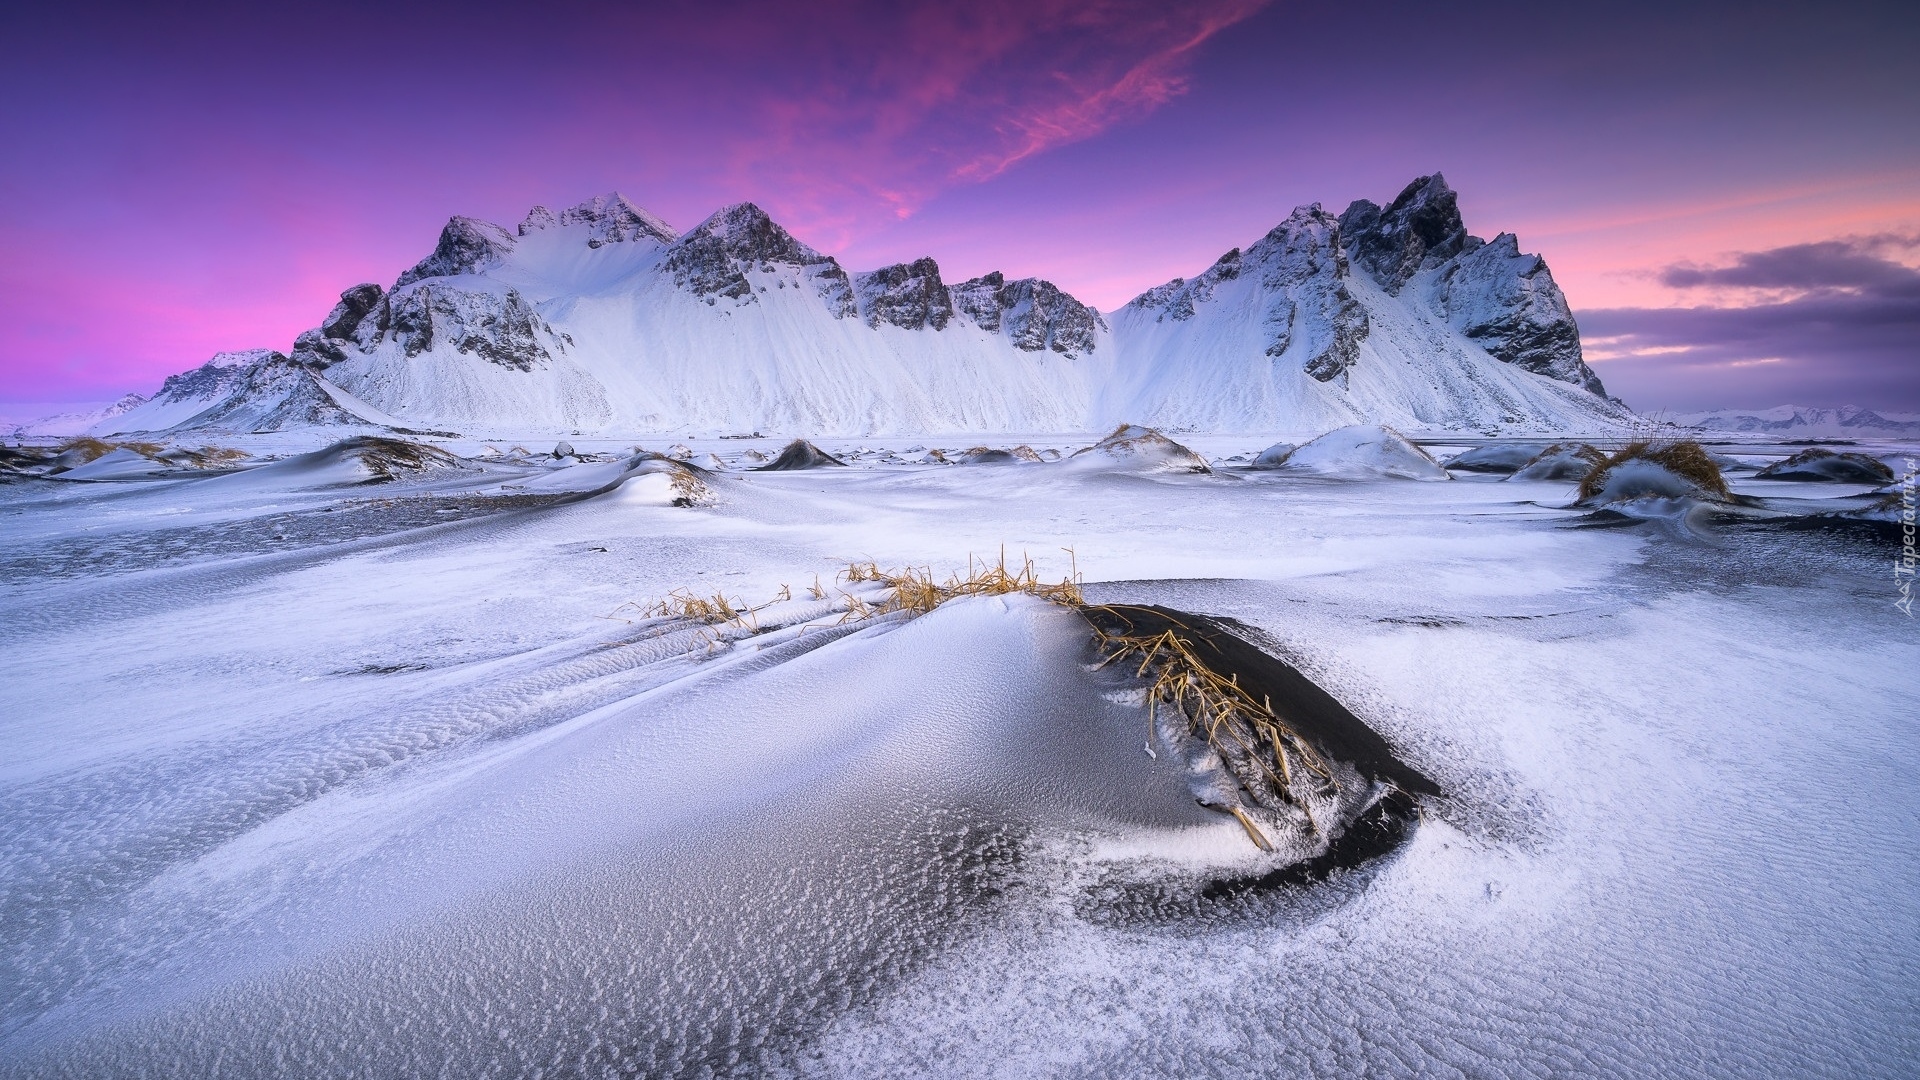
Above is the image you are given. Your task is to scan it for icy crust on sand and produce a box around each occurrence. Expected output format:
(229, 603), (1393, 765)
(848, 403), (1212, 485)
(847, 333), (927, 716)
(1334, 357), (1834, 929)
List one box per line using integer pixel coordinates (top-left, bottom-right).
(1444, 442), (1546, 473)
(0, 427), (1916, 1077)
(85, 176), (1627, 439)
(1276, 424), (1450, 480)
(0, 595), (1374, 1075)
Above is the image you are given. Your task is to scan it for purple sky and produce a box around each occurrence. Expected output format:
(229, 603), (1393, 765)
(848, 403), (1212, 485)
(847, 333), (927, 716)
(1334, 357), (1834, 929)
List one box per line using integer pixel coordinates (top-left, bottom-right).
(3, 0), (1916, 412)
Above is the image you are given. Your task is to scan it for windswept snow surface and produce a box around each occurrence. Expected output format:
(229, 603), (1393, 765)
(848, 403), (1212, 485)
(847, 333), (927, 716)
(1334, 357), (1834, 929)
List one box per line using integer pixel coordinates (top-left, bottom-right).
(1, 431), (1916, 1077)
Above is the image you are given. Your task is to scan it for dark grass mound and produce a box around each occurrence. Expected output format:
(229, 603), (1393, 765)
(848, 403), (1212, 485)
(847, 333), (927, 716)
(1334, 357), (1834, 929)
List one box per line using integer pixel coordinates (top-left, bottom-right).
(1070, 424), (1211, 473)
(1078, 604), (1439, 798)
(335, 436), (467, 482)
(754, 439), (847, 471)
(1578, 439), (1730, 502)
(1755, 447), (1895, 483)
(960, 445), (1044, 465)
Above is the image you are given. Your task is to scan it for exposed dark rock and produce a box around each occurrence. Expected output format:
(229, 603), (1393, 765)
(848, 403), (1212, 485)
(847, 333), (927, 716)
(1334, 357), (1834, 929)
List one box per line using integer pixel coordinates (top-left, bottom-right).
(663, 203), (855, 317)
(177, 354), (377, 432)
(1252, 205), (1368, 383)
(394, 217), (518, 288)
(1338, 174), (1475, 294)
(385, 284), (559, 371)
(519, 205), (558, 235)
(1126, 248), (1242, 322)
(553, 193), (676, 248)
(320, 284), (387, 341)
(951, 272), (1105, 357)
(1435, 234), (1606, 395)
(753, 439), (847, 470)
(854, 257), (953, 330)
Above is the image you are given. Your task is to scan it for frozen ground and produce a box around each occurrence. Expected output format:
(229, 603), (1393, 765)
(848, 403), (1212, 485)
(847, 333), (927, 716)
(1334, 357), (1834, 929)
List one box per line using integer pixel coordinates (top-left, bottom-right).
(1, 431), (1916, 1077)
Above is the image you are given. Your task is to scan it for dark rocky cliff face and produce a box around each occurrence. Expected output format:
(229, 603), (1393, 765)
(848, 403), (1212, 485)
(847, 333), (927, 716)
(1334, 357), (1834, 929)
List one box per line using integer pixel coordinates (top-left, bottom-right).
(663, 203), (856, 317)
(1124, 204), (1367, 384)
(1338, 175), (1474, 295)
(394, 218), (518, 289)
(528, 193), (677, 247)
(1433, 234), (1605, 395)
(855, 258), (954, 330)
(384, 285), (560, 372)
(951, 272), (1104, 357)
(1339, 174), (1605, 395)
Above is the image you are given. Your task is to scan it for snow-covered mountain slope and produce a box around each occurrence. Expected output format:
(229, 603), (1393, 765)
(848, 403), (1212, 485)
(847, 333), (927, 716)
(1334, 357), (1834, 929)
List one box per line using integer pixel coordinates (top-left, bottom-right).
(10, 393), (148, 438)
(92, 349), (404, 436)
(113, 181), (1629, 437)
(1102, 176), (1623, 434)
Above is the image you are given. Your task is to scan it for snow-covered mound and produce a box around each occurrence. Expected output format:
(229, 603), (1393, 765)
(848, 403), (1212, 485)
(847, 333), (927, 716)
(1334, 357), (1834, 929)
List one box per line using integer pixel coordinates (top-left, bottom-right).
(1444, 443), (1548, 473)
(505, 453), (711, 505)
(1067, 424), (1210, 474)
(1674, 405), (1920, 438)
(102, 178), (1630, 438)
(1278, 424), (1450, 480)
(203, 437), (468, 490)
(1576, 442), (1730, 506)
(1509, 443), (1607, 482)
(755, 439), (846, 470)
(1754, 448), (1896, 483)
(1249, 441), (1297, 468)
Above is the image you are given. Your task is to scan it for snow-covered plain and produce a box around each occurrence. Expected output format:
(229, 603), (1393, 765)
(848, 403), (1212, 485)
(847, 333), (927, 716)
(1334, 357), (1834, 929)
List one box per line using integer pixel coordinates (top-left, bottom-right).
(1, 429), (1916, 1077)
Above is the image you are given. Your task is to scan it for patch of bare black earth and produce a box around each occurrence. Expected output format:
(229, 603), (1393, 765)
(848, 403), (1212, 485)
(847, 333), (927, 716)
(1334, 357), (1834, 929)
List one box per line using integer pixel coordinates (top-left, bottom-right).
(0, 493), (573, 580)
(1075, 603), (1438, 926)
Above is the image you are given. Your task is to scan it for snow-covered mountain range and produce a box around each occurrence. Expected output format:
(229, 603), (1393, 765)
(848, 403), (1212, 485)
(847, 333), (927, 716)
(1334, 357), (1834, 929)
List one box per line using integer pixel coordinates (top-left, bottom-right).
(79, 175), (1630, 437)
(1671, 405), (1920, 439)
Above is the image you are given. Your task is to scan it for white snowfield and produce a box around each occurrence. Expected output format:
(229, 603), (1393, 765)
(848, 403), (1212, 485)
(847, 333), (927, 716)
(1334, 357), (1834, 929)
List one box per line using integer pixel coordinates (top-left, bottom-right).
(0, 428), (1914, 1076)
(69, 177), (1635, 441)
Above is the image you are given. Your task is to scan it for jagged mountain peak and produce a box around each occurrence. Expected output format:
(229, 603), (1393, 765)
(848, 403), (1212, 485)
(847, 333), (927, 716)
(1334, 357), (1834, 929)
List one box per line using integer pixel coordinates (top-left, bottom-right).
(556, 192), (676, 247)
(1339, 174), (1474, 294)
(394, 216), (518, 289)
(678, 202), (827, 263)
(665, 202), (854, 314)
(855, 257), (951, 330)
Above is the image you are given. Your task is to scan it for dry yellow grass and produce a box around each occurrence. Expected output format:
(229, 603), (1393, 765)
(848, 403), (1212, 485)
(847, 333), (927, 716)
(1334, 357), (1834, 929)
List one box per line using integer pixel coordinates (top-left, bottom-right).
(834, 548), (1084, 621)
(1086, 606), (1334, 818)
(1578, 439), (1730, 501)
